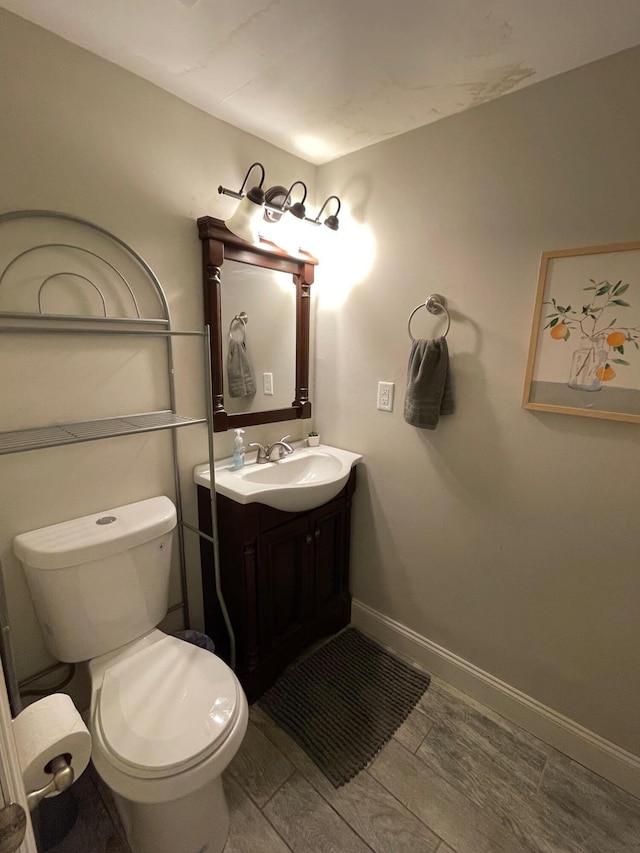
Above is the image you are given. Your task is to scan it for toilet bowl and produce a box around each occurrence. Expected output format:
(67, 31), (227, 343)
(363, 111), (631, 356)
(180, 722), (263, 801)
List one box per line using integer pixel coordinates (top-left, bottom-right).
(90, 630), (248, 853)
(14, 496), (248, 853)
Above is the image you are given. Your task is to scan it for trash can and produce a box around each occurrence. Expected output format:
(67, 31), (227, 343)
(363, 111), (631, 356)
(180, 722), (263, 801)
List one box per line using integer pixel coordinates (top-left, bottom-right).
(173, 630), (216, 653)
(33, 787), (79, 851)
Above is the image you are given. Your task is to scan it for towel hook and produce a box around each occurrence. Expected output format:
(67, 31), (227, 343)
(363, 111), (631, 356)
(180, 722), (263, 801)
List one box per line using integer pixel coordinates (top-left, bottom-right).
(229, 311), (248, 342)
(407, 294), (451, 341)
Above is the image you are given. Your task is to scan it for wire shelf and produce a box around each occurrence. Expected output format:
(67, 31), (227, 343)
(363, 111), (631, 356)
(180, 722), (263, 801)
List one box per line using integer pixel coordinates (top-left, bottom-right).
(0, 411), (207, 455)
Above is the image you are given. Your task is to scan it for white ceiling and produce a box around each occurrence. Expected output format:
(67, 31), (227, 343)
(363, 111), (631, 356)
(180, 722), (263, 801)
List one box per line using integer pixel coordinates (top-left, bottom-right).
(3, 0), (640, 164)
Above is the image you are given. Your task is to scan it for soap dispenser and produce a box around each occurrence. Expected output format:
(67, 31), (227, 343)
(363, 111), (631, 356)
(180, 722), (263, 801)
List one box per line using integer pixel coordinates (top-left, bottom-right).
(232, 428), (246, 470)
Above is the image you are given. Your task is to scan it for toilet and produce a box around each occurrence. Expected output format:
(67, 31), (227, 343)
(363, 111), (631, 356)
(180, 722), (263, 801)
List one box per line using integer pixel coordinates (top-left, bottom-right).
(14, 496), (248, 853)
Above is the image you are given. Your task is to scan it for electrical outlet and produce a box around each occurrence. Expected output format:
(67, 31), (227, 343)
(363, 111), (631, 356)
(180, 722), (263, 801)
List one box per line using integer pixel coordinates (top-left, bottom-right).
(377, 381), (394, 412)
(263, 372), (273, 395)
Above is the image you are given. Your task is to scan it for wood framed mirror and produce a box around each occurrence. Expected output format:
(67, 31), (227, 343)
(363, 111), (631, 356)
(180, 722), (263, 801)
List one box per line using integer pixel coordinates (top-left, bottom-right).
(197, 216), (317, 432)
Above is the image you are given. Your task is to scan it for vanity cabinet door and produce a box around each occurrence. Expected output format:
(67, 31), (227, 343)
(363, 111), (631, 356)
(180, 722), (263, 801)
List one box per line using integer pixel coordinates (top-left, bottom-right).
(256, 515), (312, 656)
(309, 499), (350, 626)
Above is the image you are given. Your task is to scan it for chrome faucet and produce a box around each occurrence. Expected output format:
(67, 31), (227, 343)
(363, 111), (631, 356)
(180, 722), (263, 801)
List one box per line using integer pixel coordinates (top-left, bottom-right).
(248, 435), (294, 464)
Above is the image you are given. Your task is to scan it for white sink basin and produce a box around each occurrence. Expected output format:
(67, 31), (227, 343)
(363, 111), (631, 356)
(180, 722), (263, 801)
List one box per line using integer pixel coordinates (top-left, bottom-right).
(193, 444), (362, 512)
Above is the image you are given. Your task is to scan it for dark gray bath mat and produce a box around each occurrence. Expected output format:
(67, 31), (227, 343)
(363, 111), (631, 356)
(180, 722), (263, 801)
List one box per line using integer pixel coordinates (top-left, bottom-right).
(260, 627), (431, 787)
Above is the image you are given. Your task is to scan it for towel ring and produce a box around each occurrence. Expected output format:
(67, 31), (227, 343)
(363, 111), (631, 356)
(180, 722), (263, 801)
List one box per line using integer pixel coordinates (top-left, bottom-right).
(229, 311), (248, 342)
(407, 294), (451, 341)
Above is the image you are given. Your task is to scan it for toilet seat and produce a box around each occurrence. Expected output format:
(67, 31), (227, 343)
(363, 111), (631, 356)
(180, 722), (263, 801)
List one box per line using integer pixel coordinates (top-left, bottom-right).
(96, 634), (241, 778)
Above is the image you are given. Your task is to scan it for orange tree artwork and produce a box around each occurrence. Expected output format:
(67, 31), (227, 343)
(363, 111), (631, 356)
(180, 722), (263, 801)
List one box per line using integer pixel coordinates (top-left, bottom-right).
(543, 278), (638, 384)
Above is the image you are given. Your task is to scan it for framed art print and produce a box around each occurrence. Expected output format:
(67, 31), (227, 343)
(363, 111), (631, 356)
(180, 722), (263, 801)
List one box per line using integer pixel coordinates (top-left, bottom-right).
(523, 240), (640, 423)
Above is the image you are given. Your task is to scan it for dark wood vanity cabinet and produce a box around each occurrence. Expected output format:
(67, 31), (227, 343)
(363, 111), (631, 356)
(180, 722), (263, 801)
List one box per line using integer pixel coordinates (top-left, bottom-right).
(196, 468), (356, 702)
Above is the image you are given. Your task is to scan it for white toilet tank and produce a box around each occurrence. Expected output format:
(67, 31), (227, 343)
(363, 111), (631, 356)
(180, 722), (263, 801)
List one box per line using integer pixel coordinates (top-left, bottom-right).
(13, 496), (177, 663)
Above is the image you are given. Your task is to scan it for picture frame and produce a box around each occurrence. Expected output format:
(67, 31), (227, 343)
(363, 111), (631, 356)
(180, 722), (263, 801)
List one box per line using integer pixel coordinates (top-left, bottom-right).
(523, 240), (640, 424)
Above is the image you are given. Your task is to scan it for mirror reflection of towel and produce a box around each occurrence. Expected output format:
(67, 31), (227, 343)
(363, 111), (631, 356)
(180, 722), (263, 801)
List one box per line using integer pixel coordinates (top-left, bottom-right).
(227, 339), (256, 397)
(403, 337), (453, 429)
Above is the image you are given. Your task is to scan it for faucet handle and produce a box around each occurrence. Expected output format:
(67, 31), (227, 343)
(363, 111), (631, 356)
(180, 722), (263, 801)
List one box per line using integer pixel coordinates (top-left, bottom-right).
(275, 435), (294, 459)
(247, 442), (267, 463)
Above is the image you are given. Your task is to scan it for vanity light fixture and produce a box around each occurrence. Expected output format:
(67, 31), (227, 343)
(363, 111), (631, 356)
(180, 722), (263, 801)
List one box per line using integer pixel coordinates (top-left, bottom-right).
(218, 162), (266, 243)
(218, 162), (342, 247)
(307, 195), (341, 231)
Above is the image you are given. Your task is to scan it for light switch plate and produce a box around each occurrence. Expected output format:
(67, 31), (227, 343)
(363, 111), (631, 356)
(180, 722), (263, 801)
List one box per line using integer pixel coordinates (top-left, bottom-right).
(263, 372), (273, 395)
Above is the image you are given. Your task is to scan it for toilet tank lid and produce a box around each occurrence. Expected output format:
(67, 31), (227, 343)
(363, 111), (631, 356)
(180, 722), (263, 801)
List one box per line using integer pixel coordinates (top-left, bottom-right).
(13, 496), (176, 570)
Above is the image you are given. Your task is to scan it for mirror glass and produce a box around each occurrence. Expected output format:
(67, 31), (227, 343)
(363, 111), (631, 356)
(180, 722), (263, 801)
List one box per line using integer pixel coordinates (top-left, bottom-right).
(222, 261), (296, 414)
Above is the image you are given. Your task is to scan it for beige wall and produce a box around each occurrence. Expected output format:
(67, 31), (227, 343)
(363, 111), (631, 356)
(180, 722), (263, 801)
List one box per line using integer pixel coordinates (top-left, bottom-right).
(315, 45), (640, 755)
(0, 9), (315, 687)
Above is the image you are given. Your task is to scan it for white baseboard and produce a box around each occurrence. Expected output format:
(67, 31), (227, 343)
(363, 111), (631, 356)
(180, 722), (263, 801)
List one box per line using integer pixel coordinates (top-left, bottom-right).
(351, 599), (640, 799)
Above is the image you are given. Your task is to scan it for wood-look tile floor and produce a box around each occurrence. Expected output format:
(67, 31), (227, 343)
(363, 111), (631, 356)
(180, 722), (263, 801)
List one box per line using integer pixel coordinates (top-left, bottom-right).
(41, 675), (640, 853)
(226, 676), (640, 853)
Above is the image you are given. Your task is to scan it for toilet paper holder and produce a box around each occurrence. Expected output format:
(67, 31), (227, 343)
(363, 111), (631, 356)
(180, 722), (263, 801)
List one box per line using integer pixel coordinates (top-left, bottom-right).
(26, 755), (74, 812)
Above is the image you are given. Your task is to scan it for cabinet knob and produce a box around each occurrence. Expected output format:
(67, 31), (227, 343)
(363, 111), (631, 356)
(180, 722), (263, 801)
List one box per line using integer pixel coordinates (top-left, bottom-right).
(314, 528), (320, 538)
(306, 533), (313, 545)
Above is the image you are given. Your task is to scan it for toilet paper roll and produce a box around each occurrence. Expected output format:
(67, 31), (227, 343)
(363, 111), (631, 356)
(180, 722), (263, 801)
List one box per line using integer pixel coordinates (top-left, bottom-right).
(12, 693), (91, 796)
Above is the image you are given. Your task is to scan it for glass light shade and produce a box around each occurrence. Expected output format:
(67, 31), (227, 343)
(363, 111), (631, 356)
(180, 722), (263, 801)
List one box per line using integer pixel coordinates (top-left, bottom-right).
(273, 211), (306, 255)
(299, 221), (329, 257)
(225, 196), (264, 243)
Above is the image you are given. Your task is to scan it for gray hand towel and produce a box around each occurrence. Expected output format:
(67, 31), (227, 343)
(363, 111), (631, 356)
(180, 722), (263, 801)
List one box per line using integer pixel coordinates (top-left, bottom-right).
(403, 337), (453, 429)
(227, 338), (256, 398)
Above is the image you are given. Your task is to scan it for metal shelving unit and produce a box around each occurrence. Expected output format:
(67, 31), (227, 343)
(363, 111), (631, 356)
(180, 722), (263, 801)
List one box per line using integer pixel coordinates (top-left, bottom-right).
(0, 210), (226, 689)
